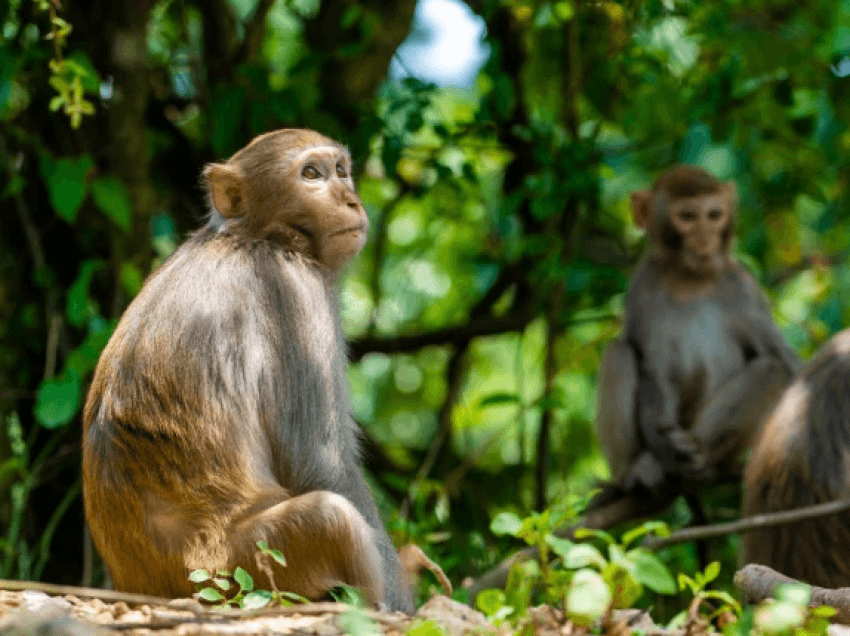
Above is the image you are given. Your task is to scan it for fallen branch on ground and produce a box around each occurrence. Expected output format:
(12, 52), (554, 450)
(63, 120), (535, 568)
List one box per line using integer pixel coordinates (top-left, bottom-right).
(735, 563), (850, 624)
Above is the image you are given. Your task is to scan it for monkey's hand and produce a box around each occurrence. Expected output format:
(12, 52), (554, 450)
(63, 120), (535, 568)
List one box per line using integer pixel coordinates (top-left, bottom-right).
(667, 429), (716, 482)
(625, 451), (666, 492)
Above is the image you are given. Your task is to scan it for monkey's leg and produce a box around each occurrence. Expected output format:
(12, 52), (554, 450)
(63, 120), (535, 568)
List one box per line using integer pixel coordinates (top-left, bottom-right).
(688, 358), (793, 475)
(229, 490), (384, 606)
(595, 339), (644, 487)
(339, 465), (414, 613)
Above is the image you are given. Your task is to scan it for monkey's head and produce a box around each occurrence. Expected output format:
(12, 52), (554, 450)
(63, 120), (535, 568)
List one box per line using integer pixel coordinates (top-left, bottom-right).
(203, 128), (369, 271)
(630, 164), (737, 277)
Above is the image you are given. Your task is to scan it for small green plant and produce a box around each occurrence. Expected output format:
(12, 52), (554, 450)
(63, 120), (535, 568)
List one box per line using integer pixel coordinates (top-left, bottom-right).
(33, 0), (96, 128)
(189, 540), (307, 609)
(670, 560), (742, 630)
(482, 506), (676, 627)
(732, 584), (834, 636)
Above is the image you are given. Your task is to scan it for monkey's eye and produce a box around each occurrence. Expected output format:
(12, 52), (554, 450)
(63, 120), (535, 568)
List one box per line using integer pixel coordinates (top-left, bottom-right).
(302, 165), (321, 179)
(336, 163), (347, 178)
(707, 208), (723, 220)
(678, 209), (697, 222)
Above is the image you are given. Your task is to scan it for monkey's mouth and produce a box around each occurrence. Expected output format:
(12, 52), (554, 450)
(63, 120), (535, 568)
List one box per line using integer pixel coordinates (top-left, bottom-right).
(332, 223), (368, 237)
(683, 252), (725, 274)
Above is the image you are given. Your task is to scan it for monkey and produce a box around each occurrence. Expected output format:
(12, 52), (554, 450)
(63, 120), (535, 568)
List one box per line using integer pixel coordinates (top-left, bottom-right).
(82, 128), (414, 612)
(594, 164), (800, 494)
(742, 328), (850, 588)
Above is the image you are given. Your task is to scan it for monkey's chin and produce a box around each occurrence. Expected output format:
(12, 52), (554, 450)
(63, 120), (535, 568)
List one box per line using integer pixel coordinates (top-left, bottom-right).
(320, 230), (367, 271)
(682, 253), (727, 277)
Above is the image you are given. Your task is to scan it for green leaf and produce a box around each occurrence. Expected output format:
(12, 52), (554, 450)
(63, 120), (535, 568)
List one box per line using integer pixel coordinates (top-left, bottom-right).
(188, 569), (211, 583)
(490, 511), (523, 537)
(91, 176), (132, 232)
(631, 551), (676, 594)
(381, 135), (403, 179)
(545, 535), (574, 559)
(34, 369), (81, 429)
(774, 582), (811, 605)
(198, 587), (226, 602)
(754, 601), (806, 634)
(258, 540), (287, 566)
(233, 566), (253, 592)
(565, 569), (612, 626)
(563, 544), (606, 570)
(66, 50), (101, 93)
(406, 620), (447, 636)
(475, 588), (506, 616)
(120, 262), (144, 297)
(275, 592), (310, 605)
(572, 528), (614, 544)
(39, 155), (93, 222)
(478, 393), (521, 408)
(66, 259), (104, 328)
(340, 5), (362, 28)
(213, 577), (231, 591)
(339, 609), (380, 636)
(241, 590), (273, 609)
(703, 560), (721, 584)
(276, 590), (309, 604)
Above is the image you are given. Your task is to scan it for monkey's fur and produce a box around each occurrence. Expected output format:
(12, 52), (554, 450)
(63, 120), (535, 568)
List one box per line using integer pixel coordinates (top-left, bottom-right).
(743, 329), (850, 588)
(595, 165), (800, 493)
(83, 129), (413, 611)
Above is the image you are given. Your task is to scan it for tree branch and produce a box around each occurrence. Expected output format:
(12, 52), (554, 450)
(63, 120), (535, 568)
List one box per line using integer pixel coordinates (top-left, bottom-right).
(644, 499), (850, 551)
(234, 0), (276, 63)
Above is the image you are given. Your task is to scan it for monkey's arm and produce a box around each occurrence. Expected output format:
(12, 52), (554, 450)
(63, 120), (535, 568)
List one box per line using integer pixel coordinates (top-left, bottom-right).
(733, 269), (801, 374)
(595, 339), (640, 485)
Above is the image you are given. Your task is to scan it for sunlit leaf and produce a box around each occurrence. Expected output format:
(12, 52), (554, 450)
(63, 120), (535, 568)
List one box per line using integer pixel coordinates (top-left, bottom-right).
(198, 587), (225, 602)
(565, 569), (612, 626)
(233, 566), (253, 592)
(242, 590), (273, 609)
(630, 550), (676, 594)
(490, 512), (523, 537)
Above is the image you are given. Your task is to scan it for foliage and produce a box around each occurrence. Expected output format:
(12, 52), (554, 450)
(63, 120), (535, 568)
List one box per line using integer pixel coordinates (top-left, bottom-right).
(727, 584), (835, 636)
(480, 507), (675, 625)
(189, 541), (306, 609)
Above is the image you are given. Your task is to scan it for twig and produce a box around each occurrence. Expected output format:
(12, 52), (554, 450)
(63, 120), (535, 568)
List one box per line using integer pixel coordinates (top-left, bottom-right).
(644, 499), (850, 550)
(400, 343), (469, 519)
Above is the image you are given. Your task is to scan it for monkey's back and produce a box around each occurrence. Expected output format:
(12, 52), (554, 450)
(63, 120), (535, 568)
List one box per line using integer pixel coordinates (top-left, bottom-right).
(82, 227), (357, 596)
(743, 328), (850, 587)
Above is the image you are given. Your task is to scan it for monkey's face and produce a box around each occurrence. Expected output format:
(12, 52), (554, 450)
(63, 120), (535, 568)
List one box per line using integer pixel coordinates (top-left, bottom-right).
(665, 192), (733, 276)
(285, 145), (369, 271)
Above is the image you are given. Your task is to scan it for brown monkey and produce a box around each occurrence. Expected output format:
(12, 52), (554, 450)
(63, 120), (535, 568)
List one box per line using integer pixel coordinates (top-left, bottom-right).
(743, 328), (850, 587)
(82, 129), (413, 612)
(595, 165), (800, 493)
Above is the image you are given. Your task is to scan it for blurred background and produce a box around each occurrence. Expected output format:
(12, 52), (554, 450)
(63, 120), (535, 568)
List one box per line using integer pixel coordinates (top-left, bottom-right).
(0, 0), (849, 609)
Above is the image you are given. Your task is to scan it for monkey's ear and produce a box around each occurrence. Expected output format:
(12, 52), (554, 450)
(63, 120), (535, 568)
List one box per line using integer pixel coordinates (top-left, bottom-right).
(630, 190), (652, 229)
(203, 163), (244, 219)
(721, 181), (738, 209)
